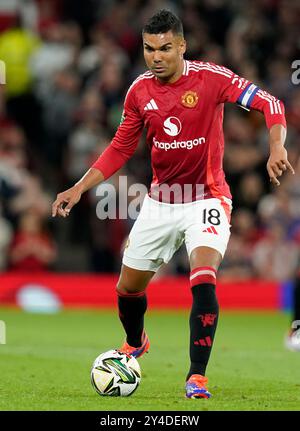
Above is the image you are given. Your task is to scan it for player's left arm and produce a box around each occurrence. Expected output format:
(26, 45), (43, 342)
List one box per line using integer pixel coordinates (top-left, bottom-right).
(215, 66), (295, 185)
(266, 123), (294, 186)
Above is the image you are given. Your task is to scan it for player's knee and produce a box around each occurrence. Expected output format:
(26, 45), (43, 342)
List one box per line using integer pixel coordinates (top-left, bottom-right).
(116, 280), (145, 296)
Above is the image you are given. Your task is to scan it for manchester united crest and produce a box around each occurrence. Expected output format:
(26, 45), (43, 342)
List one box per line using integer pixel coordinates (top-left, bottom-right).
(181, 90), (199, 108)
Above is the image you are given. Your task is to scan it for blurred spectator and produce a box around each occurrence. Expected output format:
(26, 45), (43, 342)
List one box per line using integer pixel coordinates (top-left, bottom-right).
(0, 203), (12, 270)
(235, 172), (265, 212)
(8, 207), (57, 272)
(0, 15), (39, 98)
(9, 174), (51, 221)
(0, 123), (51, 222)
(41, 68), (81, 170)
(79, 31), (130, 79)
(219, 233), (254, 280)
(252, 221), (299, 281)
(0, 0), (39, 33)
(219, 208), (262, 280)
(89, 214), (127, 272)
(97, 3), (140, 61)
(65, 91), (106, 182)
(61, 0), (98, 44)
(0, 123), (29, 221)
(0, 14), (42, 148)
(85, 60), (125, 112)
(30, 21), (80, 96)
(286, 89), (300, 133)
(0, 16), (39, 96)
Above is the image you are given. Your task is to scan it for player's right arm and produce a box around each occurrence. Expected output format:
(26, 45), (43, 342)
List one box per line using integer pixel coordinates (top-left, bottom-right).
(52, 83), (144, 218)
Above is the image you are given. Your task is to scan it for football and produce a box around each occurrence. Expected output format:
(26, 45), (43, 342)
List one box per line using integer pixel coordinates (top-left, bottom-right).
(91, 349), (141, 396)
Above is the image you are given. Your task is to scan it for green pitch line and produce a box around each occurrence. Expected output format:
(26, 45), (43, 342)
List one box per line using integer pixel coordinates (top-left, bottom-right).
(0, 308), (299, 411)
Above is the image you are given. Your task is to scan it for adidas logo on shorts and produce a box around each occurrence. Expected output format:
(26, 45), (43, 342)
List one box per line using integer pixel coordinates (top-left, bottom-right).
(202, 226), (218, 235)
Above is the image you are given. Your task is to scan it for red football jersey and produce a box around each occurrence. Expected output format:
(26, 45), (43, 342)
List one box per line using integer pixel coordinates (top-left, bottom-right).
(92, 60), (286, 203)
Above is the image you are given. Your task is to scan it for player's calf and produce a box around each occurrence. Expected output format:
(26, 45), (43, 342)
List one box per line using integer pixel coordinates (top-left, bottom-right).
(117, 288), (148, 348)
(186, 266), (219, 388)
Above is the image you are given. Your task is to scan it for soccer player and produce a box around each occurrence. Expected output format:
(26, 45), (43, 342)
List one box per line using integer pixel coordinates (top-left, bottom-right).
(52, 10), (294, 398)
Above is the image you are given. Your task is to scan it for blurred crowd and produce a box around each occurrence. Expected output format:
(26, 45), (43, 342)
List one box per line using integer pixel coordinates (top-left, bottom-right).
(0, 0), (299, 280)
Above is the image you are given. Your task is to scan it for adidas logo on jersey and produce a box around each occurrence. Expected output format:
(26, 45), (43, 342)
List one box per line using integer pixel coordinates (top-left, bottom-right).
(202, 226), (218, 234)
(144, 99), (158, 110)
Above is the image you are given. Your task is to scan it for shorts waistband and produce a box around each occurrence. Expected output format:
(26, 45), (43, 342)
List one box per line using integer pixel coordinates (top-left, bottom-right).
(146, 193), (232, 207)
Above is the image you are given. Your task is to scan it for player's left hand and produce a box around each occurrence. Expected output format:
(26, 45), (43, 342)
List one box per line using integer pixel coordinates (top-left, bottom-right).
(267, 147), (295, 186)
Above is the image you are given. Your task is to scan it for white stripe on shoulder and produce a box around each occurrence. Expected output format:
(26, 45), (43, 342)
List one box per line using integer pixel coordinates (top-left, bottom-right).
(188, 61), (233, 78)
(124, 71), (155, 102)
(188, 65), (232, 78)
(186, 60), (190, 75)
(277, 100), (282, 114)
(190, 61), (233, 74)
(183, 60), (189, 75)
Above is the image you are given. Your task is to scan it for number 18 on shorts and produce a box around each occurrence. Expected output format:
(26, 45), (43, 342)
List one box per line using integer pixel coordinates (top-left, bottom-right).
(123, 195), (232, 272)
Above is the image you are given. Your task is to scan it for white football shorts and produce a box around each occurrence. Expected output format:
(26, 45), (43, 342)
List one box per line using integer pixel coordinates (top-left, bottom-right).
(122, 194), (232, 272)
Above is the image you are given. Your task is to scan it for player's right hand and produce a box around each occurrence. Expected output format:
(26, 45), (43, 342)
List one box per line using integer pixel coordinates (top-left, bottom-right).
(52, 184), (83, 218)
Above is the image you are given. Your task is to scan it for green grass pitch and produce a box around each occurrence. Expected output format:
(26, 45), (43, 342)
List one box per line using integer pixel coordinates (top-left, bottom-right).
(0, 307), (300, 411)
